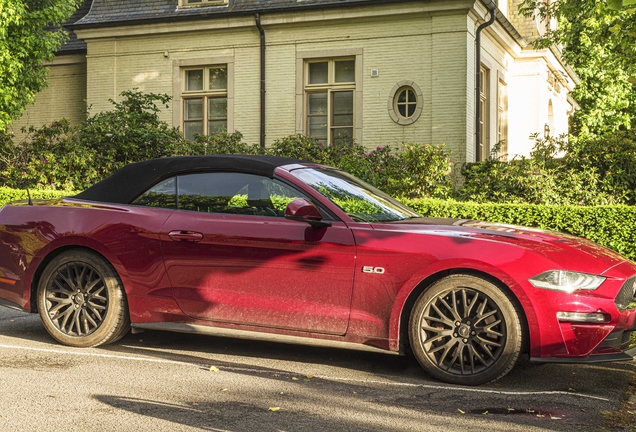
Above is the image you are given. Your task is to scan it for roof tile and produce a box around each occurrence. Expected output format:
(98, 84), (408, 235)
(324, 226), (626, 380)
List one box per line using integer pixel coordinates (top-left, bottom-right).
(73, 0), (387, 27)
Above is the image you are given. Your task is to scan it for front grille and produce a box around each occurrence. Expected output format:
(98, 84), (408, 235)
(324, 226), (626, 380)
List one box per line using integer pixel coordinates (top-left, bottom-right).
(615, 277), (636, 310)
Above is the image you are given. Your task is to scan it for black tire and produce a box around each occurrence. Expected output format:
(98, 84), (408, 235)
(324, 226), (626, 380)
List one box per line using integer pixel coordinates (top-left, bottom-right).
(37, 250), (130, 348)
(409, 274), (523, 386)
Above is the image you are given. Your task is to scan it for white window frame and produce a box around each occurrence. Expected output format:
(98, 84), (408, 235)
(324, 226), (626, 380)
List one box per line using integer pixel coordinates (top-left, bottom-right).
(172, 57), (234, 139)
(497, 77), (508, 160)
(296, 49), (363, 145)
(479, 64), (490, 161)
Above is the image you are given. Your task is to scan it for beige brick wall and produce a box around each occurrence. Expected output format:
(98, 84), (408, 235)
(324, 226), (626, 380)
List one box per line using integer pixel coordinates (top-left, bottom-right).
(429, 14), (473, 159)
(9, 55), (87, 142)
(76, 3), (476, 155)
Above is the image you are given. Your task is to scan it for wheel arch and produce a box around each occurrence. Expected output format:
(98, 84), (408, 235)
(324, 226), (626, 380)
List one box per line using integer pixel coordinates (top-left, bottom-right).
(395, 268), (530, 357)
(29, 243), (131, 313)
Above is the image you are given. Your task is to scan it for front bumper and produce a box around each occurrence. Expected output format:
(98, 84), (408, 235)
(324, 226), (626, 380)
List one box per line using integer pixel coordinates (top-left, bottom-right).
(528, 263), (636, 363)
(525, 261), (636, 363)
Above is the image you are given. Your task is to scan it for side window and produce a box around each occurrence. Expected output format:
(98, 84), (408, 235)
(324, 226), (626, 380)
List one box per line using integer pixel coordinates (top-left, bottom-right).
(132, 177), (177, 209)
(176, 172), (312, 217)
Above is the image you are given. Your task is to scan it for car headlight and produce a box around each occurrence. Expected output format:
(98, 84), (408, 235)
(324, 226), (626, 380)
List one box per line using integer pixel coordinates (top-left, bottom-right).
(528, 270), (606, 293)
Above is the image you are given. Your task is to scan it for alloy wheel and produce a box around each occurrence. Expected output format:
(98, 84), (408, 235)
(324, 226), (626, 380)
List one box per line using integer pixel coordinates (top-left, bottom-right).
(418, 287), (507, 376)
(44, 262), (109, 337)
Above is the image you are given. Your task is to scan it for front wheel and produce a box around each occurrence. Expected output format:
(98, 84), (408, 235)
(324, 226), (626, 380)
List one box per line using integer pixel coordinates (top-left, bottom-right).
(37, 250), (130, 348)
(409, 274), (523, 385)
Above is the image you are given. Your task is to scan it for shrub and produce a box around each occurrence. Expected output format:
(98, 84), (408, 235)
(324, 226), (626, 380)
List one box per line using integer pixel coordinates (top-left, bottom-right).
(0, 119), (99, 190)
(398, 143), (454, 199)
(82, 89), (186, 174)
(561, 130), (636, 205)
(187, 131), (263, 155)
(461, 136), (620, 205)
(0, 188), (633, 261)
(0, 90), (189, 190)
(268, 134), (340, 163)
(268, 135), (454, 199)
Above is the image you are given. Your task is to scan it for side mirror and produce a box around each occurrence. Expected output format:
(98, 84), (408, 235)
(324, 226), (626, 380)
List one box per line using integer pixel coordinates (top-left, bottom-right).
(284, 198), (331, 227)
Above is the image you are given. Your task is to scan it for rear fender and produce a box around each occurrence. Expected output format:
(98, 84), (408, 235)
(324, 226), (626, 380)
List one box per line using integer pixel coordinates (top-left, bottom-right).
(28, 237), (135, 312)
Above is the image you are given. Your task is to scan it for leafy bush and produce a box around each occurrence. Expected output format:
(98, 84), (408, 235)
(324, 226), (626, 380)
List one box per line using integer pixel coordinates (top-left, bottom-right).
(0, 90), (188, 190)
(81, 89), (186, 172)
(268, 134), (341, 163)
(403, 197), (636, 260)
(267, 135), (453, 199)
(0, 119), (99, 190)
(561, 130), (636, 205)
(395, 143), (454, 199)
(0, 188), (633, 261)
(461, 136), (620, 205)
(187, 131), (263, 155)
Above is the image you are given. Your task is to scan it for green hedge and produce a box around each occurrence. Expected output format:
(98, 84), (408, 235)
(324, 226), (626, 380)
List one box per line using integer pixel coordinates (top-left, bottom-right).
(0, 187), (73, 203)
(1, 189), (634, 261)
(403, 198), (636, 261)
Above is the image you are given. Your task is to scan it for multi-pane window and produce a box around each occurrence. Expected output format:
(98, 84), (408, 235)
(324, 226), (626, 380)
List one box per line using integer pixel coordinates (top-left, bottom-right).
(182, 65), (227, 140)
(395, 87), (417, 120)
(497, 79), (508, 160)
(479, 65), (490, 161)
(305, 59), (355, 145)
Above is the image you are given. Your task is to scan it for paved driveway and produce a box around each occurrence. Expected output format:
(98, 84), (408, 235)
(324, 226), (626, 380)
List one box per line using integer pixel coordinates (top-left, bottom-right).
(0, 306), (633, 431)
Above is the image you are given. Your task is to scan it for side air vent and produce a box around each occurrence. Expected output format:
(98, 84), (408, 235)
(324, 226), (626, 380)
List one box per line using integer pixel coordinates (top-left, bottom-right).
(615, 277), (636, 310)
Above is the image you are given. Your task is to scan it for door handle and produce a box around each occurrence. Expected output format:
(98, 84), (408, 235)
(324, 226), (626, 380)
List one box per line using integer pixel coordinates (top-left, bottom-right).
(168, 230), (204, 242)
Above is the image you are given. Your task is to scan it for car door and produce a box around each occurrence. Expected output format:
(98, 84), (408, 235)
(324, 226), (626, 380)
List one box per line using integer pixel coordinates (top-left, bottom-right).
(155, 171), (356, 335)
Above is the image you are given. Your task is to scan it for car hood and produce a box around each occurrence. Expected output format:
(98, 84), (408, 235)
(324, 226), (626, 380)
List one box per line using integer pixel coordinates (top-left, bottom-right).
(371, 217), (628, 275)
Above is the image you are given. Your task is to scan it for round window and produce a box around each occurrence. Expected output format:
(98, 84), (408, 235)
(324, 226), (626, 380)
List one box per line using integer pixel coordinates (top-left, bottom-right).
(396, 87), (417, 119)
(388, 81), (423, 125)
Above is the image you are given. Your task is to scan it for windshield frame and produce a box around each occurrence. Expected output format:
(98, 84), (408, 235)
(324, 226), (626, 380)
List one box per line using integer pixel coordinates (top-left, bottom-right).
(289, 167), (421, 223)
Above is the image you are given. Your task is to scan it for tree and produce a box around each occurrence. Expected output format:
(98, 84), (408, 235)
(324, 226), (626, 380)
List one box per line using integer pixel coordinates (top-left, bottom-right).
(607, 0), (636, 9)
(520, 0), (636, 135)
(0, 0), (81, 132)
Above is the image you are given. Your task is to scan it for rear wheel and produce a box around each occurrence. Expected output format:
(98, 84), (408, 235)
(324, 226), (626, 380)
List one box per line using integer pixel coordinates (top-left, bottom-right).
(409, 274), (523, 385)
(37, 250), (130, 347)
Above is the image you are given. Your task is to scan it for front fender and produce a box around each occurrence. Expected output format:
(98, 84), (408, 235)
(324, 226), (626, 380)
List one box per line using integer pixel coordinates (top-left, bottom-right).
(387, 258), (537, 352)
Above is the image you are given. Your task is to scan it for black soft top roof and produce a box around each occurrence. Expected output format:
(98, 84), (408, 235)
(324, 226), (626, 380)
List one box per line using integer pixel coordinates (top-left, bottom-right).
(74, 155), (305, 204)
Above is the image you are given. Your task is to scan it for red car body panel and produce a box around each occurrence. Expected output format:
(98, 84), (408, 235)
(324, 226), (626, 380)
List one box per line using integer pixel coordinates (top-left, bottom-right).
(0, 160), (635, 366)
(160, 211), (355, 334)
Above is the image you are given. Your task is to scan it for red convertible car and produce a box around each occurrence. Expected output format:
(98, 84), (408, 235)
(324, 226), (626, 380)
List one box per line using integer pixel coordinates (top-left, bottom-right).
(0, 155), (634, 385)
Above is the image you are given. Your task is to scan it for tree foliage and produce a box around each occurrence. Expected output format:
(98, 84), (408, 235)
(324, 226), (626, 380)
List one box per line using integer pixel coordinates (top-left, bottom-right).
(0, 0), (81, 131)
(520, 0), (636, 135)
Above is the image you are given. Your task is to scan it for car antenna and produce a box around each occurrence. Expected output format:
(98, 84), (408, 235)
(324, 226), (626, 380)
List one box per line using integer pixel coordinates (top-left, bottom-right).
(26, 187), (33, 206)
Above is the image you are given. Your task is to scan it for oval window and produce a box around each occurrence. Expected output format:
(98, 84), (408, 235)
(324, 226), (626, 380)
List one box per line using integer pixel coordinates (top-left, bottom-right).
(388, 81), (422, 125)
(396, 87), (417, 119)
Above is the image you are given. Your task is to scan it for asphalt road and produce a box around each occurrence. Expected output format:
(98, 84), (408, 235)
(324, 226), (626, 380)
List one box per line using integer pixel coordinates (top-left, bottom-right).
(0, 306), (633, 431)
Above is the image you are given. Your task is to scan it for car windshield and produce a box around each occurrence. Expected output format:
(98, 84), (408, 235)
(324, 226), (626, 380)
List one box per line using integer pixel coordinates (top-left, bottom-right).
(291, 168), (421, 222)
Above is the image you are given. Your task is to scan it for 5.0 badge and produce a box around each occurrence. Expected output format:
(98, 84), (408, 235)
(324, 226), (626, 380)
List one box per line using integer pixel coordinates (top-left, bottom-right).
(362, 266), (385, 274)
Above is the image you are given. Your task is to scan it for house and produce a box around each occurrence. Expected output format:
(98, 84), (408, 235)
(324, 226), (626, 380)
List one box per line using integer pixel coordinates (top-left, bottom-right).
(10, 0), (579, 163)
